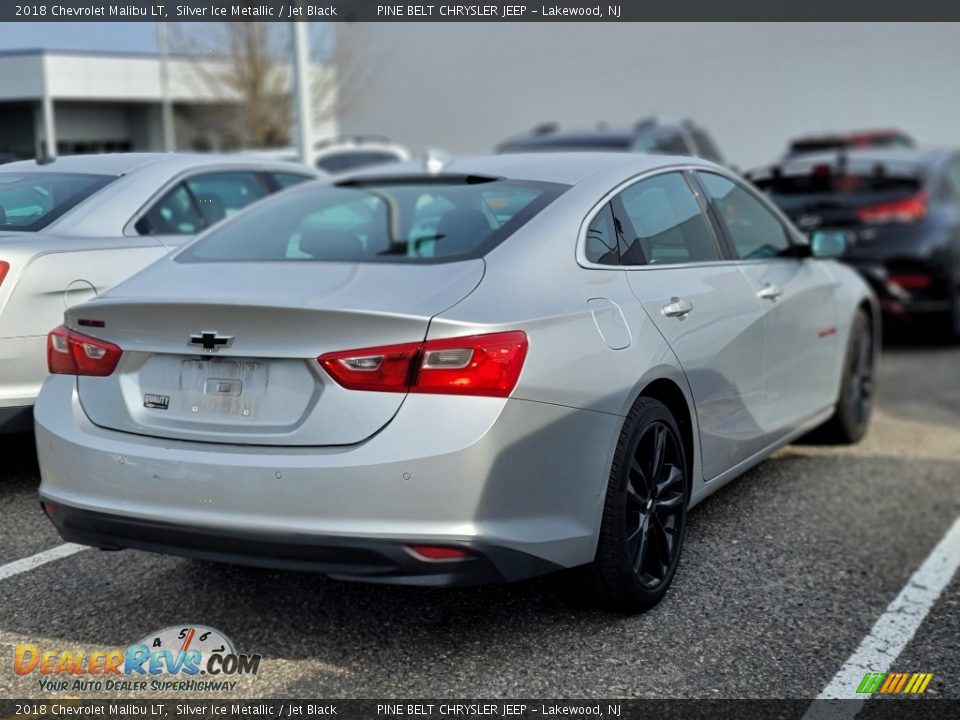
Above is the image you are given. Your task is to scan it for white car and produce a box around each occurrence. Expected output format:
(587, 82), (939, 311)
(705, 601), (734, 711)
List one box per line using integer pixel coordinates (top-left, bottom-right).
(241, 137), (411, 175)
(0, 153), (319, 432)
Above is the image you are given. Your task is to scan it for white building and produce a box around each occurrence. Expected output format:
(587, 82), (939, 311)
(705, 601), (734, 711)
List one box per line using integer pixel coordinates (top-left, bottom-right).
(0, 48), (336, 160)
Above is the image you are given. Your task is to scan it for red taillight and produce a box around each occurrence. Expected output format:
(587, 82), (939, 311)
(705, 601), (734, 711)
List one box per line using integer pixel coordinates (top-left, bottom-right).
(857, 192), (927, 225)
(318, 331), (528, 398)
(47, 325), (122, 377)
(888, 274), (934, 290)
(0, 261), (9, 287)
(406, 545), (473, 561)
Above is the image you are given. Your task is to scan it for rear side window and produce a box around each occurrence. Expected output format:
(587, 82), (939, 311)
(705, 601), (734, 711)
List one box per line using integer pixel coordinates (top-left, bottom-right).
(185, 172), (266, 225)
(613, 172), (721, 265)
(699, 172), (792, 259)
(584, 204), (619, 266)
(138, 183), (205, 235)
(0, 172), (114, 231)
(138, 172), (268, 235)
(177, 178), (567, 264)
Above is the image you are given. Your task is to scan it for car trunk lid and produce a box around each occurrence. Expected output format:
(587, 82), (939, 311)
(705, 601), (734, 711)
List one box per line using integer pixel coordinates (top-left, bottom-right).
(71, 259), (484, 446)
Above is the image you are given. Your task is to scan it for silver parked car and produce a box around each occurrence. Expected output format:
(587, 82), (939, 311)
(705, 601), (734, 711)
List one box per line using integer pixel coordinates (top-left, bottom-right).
(0, 153), (319, 432)
(36, 153), (877, 612)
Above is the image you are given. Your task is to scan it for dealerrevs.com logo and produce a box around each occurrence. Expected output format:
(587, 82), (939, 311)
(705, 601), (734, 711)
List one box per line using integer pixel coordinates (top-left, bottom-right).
(14, 625), (261, 693)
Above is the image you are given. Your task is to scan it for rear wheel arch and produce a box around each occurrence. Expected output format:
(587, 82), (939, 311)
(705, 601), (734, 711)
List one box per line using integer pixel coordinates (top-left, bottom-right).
(635, 378), (695, 494)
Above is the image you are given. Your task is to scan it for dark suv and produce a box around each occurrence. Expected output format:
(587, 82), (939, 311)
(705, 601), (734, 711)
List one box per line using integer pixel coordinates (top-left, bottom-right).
(747, 149), (960, 337)
(495, 118), (725, 164)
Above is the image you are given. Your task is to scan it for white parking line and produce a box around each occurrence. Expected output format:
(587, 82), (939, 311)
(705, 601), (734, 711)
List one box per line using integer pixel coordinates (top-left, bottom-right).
(0, 543), (87, 582)
(804, 515), (960, 718)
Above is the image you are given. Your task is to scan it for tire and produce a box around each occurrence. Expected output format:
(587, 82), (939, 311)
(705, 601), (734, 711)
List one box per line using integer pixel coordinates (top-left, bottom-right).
(942, 284), (960, 342)
(815, 310), (875, 444)
(583, 397), (689, 613)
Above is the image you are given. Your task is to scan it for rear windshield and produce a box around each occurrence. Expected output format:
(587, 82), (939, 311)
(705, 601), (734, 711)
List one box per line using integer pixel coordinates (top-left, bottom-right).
(0, 172), (115, 231)
(177, 178), (567, 264)
(788, 135), (914, 156)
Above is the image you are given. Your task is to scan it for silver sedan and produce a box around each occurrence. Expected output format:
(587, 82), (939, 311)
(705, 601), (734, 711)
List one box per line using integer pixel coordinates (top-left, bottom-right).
(0, 153), (320, 432)
(35, 153), (877, 612)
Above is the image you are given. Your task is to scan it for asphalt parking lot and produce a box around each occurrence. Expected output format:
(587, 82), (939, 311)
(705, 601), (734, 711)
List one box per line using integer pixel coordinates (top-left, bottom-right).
(1, 339), (957, 701)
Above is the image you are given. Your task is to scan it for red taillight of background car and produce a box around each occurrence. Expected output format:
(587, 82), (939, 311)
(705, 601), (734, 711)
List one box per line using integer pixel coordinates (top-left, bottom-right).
(47, 325), (122, 376)
(0, 261), (9, 288)
(318, 331), (528, 398)
(857, 192), (928, 224)
(888, 274), (934, 290)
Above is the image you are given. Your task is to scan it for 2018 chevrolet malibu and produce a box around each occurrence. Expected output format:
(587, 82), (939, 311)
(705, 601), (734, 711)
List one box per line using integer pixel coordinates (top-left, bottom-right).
(0, 153), (319, 433)
(36, 153), (877, 612)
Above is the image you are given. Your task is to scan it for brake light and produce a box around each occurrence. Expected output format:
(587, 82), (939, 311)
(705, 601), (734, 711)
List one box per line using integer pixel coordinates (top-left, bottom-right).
(47, 325), (122, 376)
(318, 331), (528, 398)
(0, 261), (9, 287)
(857, 192), (927, 224)
(888, 274), (933, 290)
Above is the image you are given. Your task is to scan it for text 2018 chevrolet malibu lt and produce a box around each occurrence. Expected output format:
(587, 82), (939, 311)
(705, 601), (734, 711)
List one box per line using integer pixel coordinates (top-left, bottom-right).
(36, 153), (877, 612)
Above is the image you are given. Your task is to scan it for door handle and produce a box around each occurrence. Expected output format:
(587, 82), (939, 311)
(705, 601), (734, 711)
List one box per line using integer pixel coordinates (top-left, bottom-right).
(757, 283), (783, 301)
(662, 297), (693, 318)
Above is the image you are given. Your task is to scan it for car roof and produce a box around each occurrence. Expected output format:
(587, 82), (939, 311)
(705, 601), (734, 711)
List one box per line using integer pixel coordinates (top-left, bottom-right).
(338, 152), (717, 187)
(1, 152), (317, 177)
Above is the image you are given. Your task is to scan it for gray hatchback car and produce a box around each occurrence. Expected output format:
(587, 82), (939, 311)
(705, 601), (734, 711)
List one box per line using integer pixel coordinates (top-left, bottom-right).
(36, 153), (877, 612)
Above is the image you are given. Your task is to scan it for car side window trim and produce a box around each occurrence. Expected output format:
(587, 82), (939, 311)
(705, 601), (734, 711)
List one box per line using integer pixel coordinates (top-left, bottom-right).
(683, 169), (738, 260)
(576, 164), (734, 270)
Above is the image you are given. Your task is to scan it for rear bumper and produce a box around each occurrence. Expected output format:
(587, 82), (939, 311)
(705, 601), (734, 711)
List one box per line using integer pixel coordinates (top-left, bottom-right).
(41, 501), (561, 586)
(35, 375), (620, 582)
(846, 260), (953, 317)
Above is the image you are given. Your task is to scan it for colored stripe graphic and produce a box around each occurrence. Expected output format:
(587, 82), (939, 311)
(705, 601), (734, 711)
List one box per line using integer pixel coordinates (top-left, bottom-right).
(856, 672), (933, 694)
(856, 673), (886, 694)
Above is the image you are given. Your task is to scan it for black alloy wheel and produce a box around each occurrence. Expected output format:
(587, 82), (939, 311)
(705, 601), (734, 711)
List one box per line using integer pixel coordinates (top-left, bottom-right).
(625, 420), (686, 589)
(586, 397), (689, 613)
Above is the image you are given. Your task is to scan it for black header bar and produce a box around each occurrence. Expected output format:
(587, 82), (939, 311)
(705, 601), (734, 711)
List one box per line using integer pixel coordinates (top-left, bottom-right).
(2, 699), (959, 719)
(3, 0), (960, 22)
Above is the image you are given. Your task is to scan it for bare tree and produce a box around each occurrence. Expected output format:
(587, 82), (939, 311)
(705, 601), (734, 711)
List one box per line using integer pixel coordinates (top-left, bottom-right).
(167, 19), (376, 149)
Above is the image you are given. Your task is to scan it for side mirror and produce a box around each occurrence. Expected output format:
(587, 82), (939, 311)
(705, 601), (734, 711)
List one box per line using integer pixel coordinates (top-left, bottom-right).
(809, 230), (850, 259)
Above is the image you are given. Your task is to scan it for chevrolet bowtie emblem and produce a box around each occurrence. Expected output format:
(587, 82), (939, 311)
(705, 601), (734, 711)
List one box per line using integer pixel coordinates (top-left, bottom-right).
(189, 331), (234, 353)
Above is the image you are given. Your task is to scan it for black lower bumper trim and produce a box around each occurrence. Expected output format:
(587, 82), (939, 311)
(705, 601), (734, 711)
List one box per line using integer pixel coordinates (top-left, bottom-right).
(0, 406), (33, 434)
(41, 501), (562, 587)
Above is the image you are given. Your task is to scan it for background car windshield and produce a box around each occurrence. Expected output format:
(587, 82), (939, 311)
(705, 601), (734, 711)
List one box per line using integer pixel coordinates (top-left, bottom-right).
(178, 179), (565, 263)
(0, 172), (114, 231)
(316, 151), (402, 173)
(499, 137), (633, 153)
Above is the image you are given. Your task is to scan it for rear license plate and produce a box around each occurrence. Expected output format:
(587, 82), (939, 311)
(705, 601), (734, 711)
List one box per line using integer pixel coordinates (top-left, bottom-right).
(179, 358), (267, 417)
